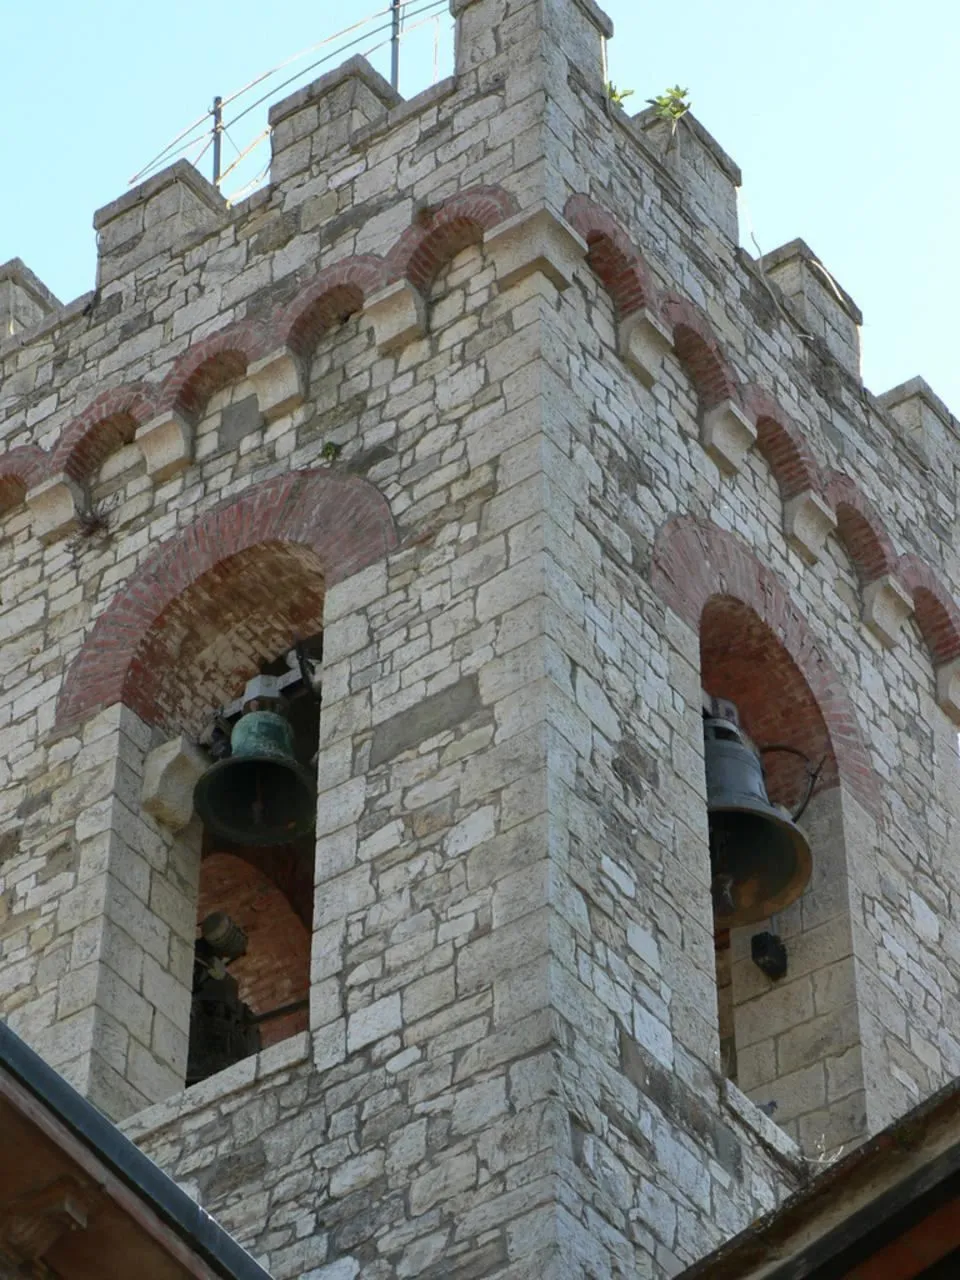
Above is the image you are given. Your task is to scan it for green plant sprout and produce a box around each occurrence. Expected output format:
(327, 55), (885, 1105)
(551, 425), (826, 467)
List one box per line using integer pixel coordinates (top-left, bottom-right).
(606, 82), (634, 109)
(646, 85), (691, 126)
(646, 85), (691, 157)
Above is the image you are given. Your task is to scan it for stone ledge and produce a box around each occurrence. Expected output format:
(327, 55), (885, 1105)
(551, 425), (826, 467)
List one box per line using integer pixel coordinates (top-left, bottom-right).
(136, 412), (193, 482)
(365, 280), (428, 353)
(721, 1078), (808, 1178)
(26, 474), (82, 543)
(141, 735), (207, 830)
(119, 1033), (312, 1143)
(759, 238), (862, 325)
(484, 206), (588, 293)
(618, 308), (673, 389)
(878, 375), (955, 432)
(248, 347), (305, 420)
(862, 574), (914, 648)
(0, 290), (95, 362)
(632, 107), (742, 187)
(935, 657), (960, 724)
(784, 489), (837, 564)
(701, 399), (757, 474)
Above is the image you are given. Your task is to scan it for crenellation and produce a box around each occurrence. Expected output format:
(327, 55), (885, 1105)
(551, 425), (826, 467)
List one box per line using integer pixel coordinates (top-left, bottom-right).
(0, 259), (61, 339)
(757, 237), (861, 385)
(93, 159), (227, 289)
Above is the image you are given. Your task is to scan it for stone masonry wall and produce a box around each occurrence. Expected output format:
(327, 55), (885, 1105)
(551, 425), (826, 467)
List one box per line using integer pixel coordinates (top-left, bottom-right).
(1, 0), (960, 1276)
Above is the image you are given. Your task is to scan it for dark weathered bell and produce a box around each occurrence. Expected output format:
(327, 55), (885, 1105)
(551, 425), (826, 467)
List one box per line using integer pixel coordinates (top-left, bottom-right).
(704, 715), (811, 929)
(194, 709), (316, 846)
(187, 968), (260, 1085)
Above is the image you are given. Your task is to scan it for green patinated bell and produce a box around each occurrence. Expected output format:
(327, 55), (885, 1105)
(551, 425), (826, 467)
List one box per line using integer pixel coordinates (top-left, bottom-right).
(194, 710), (317, 847)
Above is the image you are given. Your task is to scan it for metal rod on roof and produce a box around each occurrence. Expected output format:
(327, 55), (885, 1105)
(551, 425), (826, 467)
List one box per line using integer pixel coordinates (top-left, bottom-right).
(391, 0), (401, 91)
(212, 96), (224, 186)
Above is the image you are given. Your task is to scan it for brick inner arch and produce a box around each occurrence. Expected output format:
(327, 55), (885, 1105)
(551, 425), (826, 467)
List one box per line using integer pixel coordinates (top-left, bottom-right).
(650, 515), (879, 817)
(129, 541), (327, 738)
(701, 597), (837, 810)
(56, 468), (397, 731)
(197, 851), (310, 1048)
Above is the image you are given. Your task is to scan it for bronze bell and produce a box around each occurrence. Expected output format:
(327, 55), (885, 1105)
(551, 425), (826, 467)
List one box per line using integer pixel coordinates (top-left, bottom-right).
(187, 913), (259, 1085)
(194, 701), (316, 847)
(704, 713), (812, 929)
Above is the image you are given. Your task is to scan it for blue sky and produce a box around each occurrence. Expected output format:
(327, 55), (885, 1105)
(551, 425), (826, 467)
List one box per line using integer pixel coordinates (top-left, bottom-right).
(3, 0), (957, 413)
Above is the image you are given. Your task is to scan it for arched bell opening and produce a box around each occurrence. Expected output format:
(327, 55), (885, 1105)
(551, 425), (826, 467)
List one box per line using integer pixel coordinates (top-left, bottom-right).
(120, 540), (327, 1092)
(186, 637), (323, 1086)
(700, 597), (856, 1147)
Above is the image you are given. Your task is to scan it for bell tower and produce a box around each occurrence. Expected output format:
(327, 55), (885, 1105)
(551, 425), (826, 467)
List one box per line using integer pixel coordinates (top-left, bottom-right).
(2, 0), (960, 1276)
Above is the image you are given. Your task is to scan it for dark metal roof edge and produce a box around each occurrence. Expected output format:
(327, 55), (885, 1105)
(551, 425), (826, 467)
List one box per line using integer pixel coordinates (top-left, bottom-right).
(0, 1022), (272, 1280)
(680, 1073), (960, 1279)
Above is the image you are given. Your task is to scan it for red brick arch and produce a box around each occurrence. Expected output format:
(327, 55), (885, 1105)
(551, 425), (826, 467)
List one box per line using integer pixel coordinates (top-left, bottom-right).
(823, 471), (898, 586)
(742, 385), (821, 500)
(156, 321), (265, 420)
(563, 194), (658, 317)
(386, 185), (519, 294)
(661, 294), (740, 410)
(197, 851), (310, 1048)
(273, 256), (387, 361)
(0, 446), (47, 515)
(56, 468), (397, 731)
(49, 384), (157, 484)
(651, 516), (880, 816)
(898, 554), (960, 666)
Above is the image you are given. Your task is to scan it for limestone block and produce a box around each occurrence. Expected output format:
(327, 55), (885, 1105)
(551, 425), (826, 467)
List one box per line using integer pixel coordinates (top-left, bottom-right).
(93, 161), (225, 288)
(783, 489), (837, 564)
(862, 574), (913, 648)
(365, 280), (427, 353)
(759, 238), (862, 380)
(26, 474), (82, 543)
(879, 376), (954, 468)
(135, 412), (192, 481)
(617, 308), (673, 389)
(247, 346), (305, 421)
(484, 206), (588, 293)
(701, 399), (756, 474)
(141, 735), (208, 830)
(0, 258), (61, 337)
(935, 658), (960, 724)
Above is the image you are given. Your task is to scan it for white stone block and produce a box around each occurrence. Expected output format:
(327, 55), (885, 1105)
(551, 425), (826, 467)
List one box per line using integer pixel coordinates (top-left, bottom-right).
(26, 474), (83, 543)
(701, 399), (757, 474)
(783, 489), (837, 564)
(248, 346), (305, 421)
(141, 735), (208, 830)
(617, 308), (673, 389)
(862, 574), (914, 648)
(483, 205), (588, 293)
(365, 280), (427, 353)
(136, 412), (193, 481)
(347, 993), (402, 1052)
(27, 478), (82, 542)
(935, 657), (960, 724)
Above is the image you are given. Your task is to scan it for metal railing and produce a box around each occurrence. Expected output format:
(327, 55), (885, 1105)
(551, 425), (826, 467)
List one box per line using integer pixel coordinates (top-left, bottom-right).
(129, 0), (454, 205)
